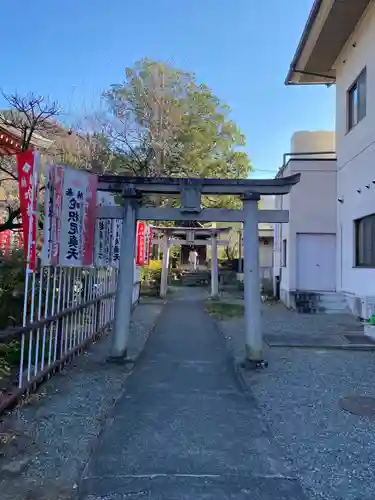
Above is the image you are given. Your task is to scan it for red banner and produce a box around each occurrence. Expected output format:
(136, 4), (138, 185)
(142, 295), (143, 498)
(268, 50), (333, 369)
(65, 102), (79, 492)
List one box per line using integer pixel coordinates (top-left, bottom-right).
(17, 151), (37, 271)
(148, 227), (153, 262)
(15, 230), (24, 250)
(136, 221), (146, 266)
(0, 230), (11, 257)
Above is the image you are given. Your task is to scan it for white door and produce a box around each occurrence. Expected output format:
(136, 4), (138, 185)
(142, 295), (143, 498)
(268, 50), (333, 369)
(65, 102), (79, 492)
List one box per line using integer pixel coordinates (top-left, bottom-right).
(296, 233), (336, 291)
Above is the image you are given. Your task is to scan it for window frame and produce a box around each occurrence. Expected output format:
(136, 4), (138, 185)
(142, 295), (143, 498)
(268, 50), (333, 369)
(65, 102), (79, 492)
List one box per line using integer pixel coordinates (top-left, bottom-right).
(347, 68), (367, 132)
(354, 213), (375, 268)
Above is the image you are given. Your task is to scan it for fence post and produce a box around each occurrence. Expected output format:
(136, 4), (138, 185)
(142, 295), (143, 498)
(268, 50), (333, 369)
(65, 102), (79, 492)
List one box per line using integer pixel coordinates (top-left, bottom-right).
(109, 188), (138, 359)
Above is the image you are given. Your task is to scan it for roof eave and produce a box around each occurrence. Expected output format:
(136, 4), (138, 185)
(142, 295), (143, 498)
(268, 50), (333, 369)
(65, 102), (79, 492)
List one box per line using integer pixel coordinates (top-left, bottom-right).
(285, 0), (372, 86)
(285, 0), (325, 85)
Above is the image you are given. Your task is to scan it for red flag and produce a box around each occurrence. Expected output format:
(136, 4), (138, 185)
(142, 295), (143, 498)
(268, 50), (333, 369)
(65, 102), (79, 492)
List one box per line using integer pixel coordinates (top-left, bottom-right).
(17, 151), (37, 271)
(136, 221), (146, 266)
(0, 229), (11, 258)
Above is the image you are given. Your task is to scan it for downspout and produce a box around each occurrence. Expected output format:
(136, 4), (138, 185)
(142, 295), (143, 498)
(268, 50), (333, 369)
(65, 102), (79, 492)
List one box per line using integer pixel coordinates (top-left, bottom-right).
(290, 69), (336, 87)
(292, 69), (335, 81)
(282, 151), (336, 168)
(277, 151), (336, 179)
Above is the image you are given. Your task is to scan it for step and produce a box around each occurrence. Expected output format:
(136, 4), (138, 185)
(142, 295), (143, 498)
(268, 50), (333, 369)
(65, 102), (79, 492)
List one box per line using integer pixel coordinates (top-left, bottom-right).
(318, 293), (350, 313)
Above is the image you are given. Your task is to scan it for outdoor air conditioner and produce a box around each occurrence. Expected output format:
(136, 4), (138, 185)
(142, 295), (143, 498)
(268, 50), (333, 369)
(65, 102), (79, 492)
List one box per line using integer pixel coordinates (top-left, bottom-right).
(361, 296), (375, 320)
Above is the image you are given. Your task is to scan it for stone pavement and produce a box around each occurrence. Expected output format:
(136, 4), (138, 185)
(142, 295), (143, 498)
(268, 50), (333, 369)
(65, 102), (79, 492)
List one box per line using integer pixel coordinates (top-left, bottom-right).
(79, 289), (308, 500)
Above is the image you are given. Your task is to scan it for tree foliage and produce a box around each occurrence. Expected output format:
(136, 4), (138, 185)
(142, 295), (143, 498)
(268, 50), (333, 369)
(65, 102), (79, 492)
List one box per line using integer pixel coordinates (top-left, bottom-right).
(0, 60), (252, 233)
(98, 58), (252, 183)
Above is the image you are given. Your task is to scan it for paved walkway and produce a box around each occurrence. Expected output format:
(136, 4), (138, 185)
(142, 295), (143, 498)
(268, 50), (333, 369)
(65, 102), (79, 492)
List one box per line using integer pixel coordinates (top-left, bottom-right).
(80, 291), (307, 499)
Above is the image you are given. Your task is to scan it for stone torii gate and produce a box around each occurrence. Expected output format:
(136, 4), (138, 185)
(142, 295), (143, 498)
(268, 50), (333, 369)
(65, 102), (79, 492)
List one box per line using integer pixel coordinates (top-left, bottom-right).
(97, 174), (300, 368)
(151, 226), (231, 298)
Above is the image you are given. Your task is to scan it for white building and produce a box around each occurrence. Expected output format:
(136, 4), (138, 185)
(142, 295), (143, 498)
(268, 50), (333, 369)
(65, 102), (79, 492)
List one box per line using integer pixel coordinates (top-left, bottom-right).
(258, 195), (274, 269)
(286, 0), (375, 318)
(273, 131), (343, 312)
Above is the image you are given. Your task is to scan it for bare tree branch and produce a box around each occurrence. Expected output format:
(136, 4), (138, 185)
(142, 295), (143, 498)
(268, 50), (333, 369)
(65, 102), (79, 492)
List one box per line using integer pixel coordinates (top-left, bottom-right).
(0, 91), (61, 232)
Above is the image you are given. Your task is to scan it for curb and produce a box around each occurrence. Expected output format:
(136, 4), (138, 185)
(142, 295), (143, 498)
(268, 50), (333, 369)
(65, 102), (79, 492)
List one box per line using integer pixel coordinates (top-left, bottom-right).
(79, 298), (167, 491)
(206, 308), (259, 401)
(266, 342), (375, 352)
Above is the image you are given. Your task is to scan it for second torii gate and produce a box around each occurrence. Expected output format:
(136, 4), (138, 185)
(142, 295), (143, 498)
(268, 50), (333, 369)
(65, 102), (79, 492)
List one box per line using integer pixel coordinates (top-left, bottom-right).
(151, 225), (231, 298)
(97, 174), (300, 369)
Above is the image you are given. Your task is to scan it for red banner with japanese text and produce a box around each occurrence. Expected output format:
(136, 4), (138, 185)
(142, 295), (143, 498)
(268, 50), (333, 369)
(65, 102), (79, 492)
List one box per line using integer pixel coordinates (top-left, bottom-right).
(136, 221), (146, 266)
(17, 150), (38, 271)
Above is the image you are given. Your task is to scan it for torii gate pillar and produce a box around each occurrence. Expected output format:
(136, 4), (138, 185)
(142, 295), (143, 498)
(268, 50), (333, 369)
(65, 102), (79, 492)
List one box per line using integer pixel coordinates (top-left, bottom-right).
(109, 188), (138, 359)
(211, 233), (219, 298)
(242, 192), (263, 367)
(160, 234), (170, 298)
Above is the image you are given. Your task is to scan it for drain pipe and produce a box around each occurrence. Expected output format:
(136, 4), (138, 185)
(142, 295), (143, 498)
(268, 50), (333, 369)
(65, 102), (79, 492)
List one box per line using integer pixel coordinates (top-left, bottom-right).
(277, 151), (336, 178)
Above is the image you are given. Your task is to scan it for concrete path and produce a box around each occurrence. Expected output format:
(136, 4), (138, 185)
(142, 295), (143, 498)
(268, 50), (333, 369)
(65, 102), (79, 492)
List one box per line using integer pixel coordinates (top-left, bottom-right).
(80, 291), (307, 499)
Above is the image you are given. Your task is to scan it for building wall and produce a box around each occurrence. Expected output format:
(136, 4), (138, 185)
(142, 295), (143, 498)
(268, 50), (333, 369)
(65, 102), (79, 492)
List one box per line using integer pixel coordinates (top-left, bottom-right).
(291, 131), (336, 158)
(279, 162), (336, 299)
(335, 3), (375, 306)
(274, 131), (337, 305)
(259, 237), (273, 268)
(258, 195), (274, 269)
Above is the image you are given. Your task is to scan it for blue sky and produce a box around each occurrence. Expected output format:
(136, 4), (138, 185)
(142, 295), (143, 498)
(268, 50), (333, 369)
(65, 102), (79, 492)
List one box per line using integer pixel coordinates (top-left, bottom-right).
(1, 0), (335, 177)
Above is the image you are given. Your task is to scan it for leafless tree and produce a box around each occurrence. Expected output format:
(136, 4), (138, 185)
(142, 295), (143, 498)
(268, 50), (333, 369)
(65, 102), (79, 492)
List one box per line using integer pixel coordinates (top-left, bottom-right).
(0, 92), (61, 232)
(1, 92), (61, 151)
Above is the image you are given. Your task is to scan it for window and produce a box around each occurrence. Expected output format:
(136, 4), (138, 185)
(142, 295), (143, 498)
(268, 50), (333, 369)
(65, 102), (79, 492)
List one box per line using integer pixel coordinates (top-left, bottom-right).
(282, 239), (287, 267)
(355, 214), (375, 267)
(348, 68), (366, 131)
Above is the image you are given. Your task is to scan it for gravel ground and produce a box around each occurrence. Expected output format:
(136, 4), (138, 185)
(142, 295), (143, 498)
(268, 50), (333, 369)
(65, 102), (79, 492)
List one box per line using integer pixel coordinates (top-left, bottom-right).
(218, 303), (375, 500)
(218, 293), (364, 340)
(0, 297), (165, 500)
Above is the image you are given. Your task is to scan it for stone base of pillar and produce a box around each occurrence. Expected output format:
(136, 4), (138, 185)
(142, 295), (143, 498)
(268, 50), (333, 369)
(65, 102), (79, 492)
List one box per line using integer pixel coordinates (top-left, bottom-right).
(245, 343), (263, 361)
(241, 358), (268, 370)
(107, 351), (135, 364)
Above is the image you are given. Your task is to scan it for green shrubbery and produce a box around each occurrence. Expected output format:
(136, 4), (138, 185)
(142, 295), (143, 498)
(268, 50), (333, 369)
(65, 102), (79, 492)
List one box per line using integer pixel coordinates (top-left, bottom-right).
(140, 260), (162, 296)
(140, 260), (162, 283)
(0, 249), (26, 380)
(0, 248), (26, 329)
(0, 249), (55, 381)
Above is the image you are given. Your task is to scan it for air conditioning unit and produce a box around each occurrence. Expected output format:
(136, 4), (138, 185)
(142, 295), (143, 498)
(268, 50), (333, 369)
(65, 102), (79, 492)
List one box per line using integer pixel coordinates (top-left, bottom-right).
(361, 296), (375, 319)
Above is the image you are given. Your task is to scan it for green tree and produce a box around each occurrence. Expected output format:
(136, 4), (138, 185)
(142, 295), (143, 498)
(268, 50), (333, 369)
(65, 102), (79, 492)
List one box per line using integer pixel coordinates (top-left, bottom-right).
(100, 58), (252, 182)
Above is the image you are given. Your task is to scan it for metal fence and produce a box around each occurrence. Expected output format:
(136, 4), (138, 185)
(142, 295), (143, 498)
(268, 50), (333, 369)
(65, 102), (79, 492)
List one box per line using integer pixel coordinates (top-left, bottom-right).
(0, 261), (140, 414)
(0, 155), (141, 414)
(0, 262), (140, 413)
